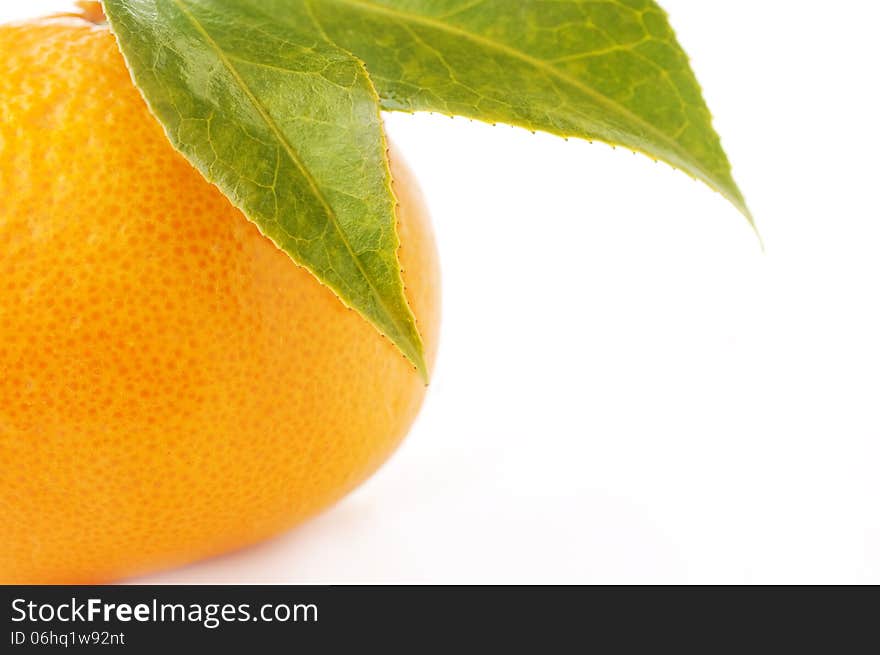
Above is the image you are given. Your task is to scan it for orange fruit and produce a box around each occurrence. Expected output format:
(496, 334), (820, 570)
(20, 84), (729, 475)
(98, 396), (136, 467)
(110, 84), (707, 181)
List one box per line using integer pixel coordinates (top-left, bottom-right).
(0, 6), (440, 583)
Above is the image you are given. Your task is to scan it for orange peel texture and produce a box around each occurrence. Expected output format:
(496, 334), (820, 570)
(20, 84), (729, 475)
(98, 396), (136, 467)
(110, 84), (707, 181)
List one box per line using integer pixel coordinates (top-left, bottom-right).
(0, 10), (440, 583)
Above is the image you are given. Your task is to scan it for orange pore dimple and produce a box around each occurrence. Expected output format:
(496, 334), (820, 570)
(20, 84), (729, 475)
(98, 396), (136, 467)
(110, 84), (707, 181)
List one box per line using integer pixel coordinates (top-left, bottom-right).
(0, 18), (440, 583)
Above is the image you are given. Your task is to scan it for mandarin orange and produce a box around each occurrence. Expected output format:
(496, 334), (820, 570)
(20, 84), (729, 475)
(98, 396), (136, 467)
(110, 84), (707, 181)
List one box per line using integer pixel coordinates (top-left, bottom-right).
(0, 6), (439, 583)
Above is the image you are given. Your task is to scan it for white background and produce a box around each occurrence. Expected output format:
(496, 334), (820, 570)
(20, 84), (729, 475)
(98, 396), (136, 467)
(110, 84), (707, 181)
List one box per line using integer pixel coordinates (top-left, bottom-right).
(6, 2), (879, 584)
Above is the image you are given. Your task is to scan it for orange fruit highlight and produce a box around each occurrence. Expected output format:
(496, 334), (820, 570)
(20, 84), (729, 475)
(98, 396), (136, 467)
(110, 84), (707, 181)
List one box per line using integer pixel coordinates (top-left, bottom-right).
(0, 7), (440, 583)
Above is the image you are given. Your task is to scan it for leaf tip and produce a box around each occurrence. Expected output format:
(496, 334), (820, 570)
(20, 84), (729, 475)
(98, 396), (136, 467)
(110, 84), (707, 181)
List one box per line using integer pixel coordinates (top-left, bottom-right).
(414, 354), (430, 385)
(400, 337), (430, 385)
(724, 188), (762, 250)
(743, 207), (765, 252)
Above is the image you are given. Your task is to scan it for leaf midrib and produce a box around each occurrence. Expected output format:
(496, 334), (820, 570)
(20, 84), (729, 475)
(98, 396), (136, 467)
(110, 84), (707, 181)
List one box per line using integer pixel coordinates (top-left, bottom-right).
(329, 0), (689, 160)
(169, 0), (422, 371)
(324, 0), (748, 215)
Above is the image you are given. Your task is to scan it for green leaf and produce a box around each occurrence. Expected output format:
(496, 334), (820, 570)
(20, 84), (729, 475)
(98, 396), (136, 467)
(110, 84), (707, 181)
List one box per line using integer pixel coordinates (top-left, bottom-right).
(283, 0), (750, 222)
(102, 0), (428, 380)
